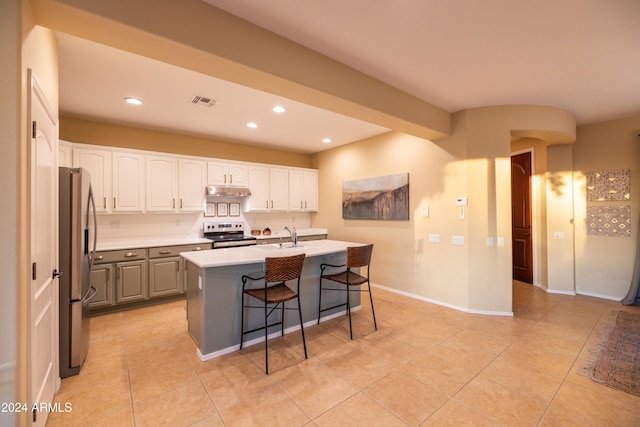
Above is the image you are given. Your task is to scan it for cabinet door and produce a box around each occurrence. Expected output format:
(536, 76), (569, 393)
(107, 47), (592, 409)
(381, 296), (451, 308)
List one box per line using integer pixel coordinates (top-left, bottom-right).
(288, 169), (304, 211)
(58, 141), (73, 168)
(89, 264), (114, 309)
(148, 257), (182, 297)
(146, 156), (178, 212)
(73, 148), (111, 212)
(116, 260), (147, 303)
(269, 167), (289, 211)
(228, 162), (249, 186)
(112, 152), (145, 212)
(178, 159), (206, 211)
(302, 170), (318, 211)
(248, 166), (270, 211)
(207, 161), (228, 186)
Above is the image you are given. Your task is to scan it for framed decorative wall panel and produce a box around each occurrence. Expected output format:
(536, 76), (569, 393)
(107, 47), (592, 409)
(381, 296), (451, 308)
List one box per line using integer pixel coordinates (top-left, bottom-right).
(586, 169), (630, 201)
(586, 205), (631, 237)
(342, 173), (409, 220)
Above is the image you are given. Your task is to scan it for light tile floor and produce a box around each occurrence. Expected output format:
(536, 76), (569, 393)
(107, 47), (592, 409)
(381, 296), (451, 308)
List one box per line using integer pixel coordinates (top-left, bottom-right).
(47, 282), (640, 426)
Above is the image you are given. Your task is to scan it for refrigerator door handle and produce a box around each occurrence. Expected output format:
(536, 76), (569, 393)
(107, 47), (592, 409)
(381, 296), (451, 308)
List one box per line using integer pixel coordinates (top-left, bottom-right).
(86, 185), (98, 271)
(81, 285), (97, 303)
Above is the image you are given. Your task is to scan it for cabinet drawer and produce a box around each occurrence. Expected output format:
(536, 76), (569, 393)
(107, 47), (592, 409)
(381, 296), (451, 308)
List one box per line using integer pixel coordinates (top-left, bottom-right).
(93, 249), (147, 263)
(148, 244), (210, 258)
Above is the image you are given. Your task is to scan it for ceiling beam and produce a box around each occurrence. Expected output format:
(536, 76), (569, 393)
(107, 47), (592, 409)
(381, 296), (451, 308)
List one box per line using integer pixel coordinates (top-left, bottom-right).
(30, 0), (451, 141)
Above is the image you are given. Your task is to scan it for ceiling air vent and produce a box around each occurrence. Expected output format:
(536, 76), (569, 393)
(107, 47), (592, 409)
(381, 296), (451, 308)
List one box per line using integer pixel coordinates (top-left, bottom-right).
(190, 95), (218, 108)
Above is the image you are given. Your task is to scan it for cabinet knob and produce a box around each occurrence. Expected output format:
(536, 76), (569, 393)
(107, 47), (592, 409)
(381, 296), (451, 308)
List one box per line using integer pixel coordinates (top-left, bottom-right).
(124, 252), (138, 258)
(95, 255), (104, 261)
(159, 250), (171, 255)
(193, 247), (202, 251)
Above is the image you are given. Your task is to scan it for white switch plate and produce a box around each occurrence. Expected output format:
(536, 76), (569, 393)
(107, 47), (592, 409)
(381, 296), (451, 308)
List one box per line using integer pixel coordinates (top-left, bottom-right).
(487, 237), (494, 246)
(452, 235), (465, 245)
(421, 205), (429, 217)
(554, 231), (564, 239)
(497, 237), (505, 247)
(428, 233), (440, 243)
(456, 197), (468, 206)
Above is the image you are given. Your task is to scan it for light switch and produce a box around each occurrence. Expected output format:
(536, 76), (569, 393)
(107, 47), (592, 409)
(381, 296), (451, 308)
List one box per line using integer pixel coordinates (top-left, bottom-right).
(452, 235), (465, 245)
(497, 237), (505, 247)
(554, 231), (564, 239)
(487, 237), (494, 246)
(428, 233), (440, 243)
(421, 204), (429, 217)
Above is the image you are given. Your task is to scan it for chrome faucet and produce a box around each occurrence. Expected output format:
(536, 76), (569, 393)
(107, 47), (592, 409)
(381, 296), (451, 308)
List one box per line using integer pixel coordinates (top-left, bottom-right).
(284, 226), (298, 247)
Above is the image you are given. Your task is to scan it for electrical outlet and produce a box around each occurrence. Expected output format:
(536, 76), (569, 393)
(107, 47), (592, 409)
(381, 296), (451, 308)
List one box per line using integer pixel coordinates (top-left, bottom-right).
(452, 235), (465, 245)
(428, 233), (440, 243)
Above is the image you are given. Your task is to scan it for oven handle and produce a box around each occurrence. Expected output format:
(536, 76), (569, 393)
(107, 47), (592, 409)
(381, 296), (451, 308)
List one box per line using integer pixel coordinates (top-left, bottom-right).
(212, 240), (257, 249)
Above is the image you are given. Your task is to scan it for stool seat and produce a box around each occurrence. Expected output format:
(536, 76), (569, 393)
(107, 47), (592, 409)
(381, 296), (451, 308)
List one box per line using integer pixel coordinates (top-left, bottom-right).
(245, 283), (298, 303)
(321, 270), (368, 286)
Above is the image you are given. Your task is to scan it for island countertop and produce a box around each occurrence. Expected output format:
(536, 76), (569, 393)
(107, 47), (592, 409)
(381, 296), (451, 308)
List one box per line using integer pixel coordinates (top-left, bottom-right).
(180, 239), (364, 268)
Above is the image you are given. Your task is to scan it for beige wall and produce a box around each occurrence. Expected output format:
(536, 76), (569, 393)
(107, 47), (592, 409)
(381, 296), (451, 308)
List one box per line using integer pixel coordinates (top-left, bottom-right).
(60, 116), (312, 168)
(312, 106), (575, 314)
(0, 0), (60, 424)
(572, 115), (640, 298)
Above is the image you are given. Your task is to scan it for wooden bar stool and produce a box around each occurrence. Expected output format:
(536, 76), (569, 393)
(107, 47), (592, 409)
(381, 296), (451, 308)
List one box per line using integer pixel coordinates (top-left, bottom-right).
(240, 253), (307, 374)
(317, 244), (376, 339)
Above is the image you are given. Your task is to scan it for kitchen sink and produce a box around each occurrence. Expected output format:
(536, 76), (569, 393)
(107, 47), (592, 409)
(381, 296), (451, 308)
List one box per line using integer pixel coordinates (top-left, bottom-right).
(255, 243), (313, 252)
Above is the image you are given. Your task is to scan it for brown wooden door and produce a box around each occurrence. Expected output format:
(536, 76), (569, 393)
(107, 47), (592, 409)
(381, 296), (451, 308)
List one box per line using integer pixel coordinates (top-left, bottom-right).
(511, 152), (533, 283)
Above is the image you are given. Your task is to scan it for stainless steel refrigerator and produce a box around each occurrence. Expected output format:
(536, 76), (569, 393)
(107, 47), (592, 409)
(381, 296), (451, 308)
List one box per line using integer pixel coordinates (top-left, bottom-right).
(59, 167), (97, 378)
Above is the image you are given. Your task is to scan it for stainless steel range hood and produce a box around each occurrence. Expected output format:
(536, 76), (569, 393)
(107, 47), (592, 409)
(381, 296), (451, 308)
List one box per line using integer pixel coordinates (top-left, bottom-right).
(206, 185), (252, 197)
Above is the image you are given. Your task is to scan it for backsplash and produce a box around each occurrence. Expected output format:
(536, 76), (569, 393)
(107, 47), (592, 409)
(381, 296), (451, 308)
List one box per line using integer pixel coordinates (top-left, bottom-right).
(96, 211), (312, 240)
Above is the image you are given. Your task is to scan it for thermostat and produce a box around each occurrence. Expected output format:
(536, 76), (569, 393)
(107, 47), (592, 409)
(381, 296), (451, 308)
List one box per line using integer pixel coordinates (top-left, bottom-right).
(456, 197), (468, 206)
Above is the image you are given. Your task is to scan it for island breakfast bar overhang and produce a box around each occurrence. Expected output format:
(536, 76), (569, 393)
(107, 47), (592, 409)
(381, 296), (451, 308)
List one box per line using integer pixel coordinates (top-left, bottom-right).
(181, 240), (367, 360)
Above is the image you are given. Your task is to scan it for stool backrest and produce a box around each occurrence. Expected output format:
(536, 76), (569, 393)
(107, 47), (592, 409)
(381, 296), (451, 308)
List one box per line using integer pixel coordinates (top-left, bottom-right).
(264, 253), (306, 282)
(347, 244), (374, 269)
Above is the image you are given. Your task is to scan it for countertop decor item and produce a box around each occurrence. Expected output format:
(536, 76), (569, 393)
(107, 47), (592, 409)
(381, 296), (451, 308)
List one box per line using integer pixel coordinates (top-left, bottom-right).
(251, 230), (261, 236)
(263, 227), (271, 235)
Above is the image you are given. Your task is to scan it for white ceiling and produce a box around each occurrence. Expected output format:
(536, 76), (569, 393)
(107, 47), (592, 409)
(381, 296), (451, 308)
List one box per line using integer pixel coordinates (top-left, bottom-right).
(58, 0), (640, 154)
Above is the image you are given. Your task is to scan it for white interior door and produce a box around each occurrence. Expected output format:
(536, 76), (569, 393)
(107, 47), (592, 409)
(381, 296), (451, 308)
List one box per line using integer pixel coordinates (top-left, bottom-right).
(30, 72), (59, 427)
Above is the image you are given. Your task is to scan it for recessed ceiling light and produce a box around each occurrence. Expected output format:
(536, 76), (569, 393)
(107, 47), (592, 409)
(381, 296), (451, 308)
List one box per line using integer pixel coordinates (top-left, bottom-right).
(272, 105), (286, 113)
(124, 97), (143, 105)
(246, 122), (258, 128)
(322, 138), (332, 143)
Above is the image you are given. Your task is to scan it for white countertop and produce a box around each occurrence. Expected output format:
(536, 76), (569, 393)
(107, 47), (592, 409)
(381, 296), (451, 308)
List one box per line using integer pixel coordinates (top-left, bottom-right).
(97, 236), (212, 251)
(180, 239), (362, 268)
(96, 228), (328, 251)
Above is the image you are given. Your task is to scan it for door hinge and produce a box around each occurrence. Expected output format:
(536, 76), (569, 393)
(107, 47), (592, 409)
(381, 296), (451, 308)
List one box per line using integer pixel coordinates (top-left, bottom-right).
(32, 262), (37, 280)
(32, 121), (37, 138)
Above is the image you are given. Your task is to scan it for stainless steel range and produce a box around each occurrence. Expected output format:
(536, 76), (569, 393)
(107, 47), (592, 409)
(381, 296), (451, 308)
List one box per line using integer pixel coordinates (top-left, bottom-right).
(203, 221), (257, 249)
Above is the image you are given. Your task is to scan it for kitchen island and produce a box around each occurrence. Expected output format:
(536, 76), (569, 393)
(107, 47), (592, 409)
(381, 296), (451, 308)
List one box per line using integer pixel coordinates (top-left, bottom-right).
(181, 239), (364, 360)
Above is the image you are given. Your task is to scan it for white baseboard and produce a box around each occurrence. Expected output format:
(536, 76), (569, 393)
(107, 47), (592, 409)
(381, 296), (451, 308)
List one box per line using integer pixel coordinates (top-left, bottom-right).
(372, 283), (513, 317)
(197, 307), (360, 361)
(576, 290), (622, 301)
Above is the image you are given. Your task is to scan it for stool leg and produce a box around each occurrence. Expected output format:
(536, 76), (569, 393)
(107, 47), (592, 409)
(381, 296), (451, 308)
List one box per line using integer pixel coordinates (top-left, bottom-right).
(346, 285), (353, 340)
(297, 296), (308, 359)
(367, 280), (377, 330)
(264, 300), (269, 375)
(317, 276), (323, 324)
(239, 293), (245, 350)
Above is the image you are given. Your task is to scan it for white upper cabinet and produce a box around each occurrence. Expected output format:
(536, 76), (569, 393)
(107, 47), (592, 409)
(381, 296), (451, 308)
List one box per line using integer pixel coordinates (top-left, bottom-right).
(112, 152), (145, 212)
(147, 156), (205, 212)
(207, 160), (249, 187)
(178, 159), (206, 211)
(289, 169), (318, 211)
(146, 155), (178, 212)
(73, 147), (112, 213)
(59, 140), (73, 168)
(248, 165), (288, 211)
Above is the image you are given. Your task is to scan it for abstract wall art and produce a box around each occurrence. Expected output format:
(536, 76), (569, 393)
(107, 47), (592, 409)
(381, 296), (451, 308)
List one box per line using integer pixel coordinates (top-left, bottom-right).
(586, 169), (630, 201)
(342, 173), (409, 220)
(586, 205), (631, 237)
